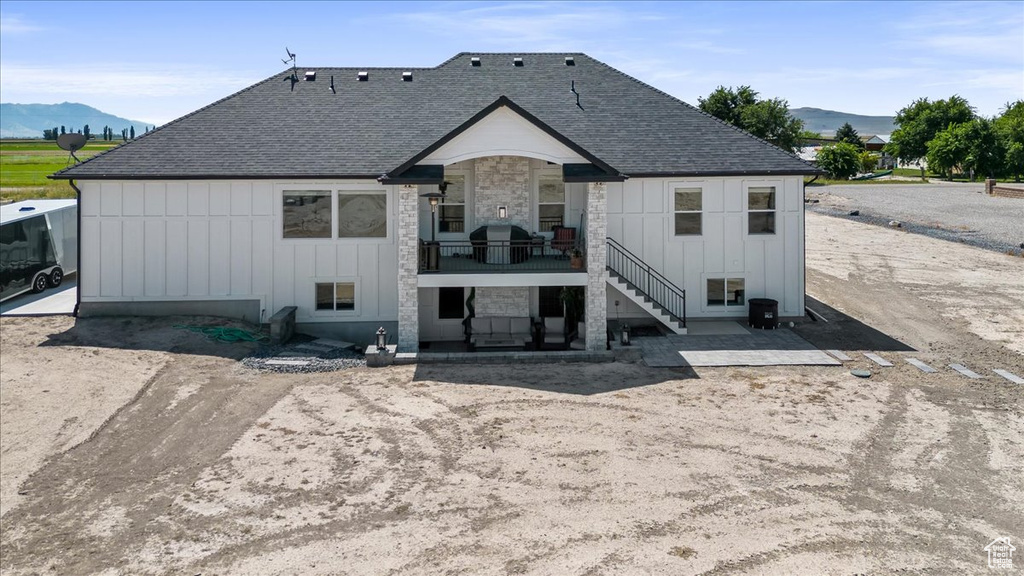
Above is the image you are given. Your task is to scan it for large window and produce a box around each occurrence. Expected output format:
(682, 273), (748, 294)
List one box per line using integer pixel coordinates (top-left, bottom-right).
(283, 191), (332, 238)
(748, 186), (776, 234)
(438, 287), (465, 319)
(673, 187), (702, 236)
(282, 189), (388, 239)
(315, 282), (355, 311)
(538, 176), (565, 232)
(337, 192), (387, 238)
(539, 286), (564, 317)
(707, 278), (745, 307)
(439, 175), (466, 233)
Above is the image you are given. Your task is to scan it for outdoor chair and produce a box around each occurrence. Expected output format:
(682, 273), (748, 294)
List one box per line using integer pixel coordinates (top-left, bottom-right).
(539, 316), (573, 350)
(550, 226), (576, 258)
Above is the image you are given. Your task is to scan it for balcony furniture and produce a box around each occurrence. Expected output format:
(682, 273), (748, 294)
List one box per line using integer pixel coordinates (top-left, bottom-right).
(468, 316), (534, 350)
(530, 234), (546, 256)
(469, 225), (531, 264)
(551, 226), (576, 258)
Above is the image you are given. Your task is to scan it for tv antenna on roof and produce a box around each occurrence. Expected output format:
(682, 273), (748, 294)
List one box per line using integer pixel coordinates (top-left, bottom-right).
(570, 80), (584, 111)
(56, 133), (87, 166)
(282, 46), (299, 91)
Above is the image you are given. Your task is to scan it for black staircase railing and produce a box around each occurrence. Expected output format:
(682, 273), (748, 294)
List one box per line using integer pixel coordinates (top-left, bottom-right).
(605, 237), (686, 328)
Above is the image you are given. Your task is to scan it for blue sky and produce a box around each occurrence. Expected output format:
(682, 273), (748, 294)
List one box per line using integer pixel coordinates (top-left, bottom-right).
(2, 1), (1021, 125)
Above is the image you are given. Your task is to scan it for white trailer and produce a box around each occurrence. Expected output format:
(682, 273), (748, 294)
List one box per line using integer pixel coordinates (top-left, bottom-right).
(0, 199), (77, 302)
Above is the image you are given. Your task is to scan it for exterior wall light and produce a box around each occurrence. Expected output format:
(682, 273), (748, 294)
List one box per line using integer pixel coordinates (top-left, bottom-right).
(497, 206), (507, 219)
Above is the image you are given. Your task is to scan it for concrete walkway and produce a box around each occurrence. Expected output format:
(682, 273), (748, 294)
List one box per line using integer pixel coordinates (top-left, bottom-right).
(0, 280), (76, 316)
(636, 325), (840, 367)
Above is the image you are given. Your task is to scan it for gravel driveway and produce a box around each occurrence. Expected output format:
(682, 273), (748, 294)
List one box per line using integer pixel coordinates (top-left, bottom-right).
(807, 183), (1024, 253)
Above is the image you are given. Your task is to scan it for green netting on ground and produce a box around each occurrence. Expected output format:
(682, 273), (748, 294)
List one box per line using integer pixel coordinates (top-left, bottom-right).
(174, 325), (269, 343)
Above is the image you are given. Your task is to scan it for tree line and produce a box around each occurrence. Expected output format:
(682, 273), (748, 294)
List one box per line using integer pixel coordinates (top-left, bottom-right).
(697, 85), (1024, 182)
(42, 124), (156, 142)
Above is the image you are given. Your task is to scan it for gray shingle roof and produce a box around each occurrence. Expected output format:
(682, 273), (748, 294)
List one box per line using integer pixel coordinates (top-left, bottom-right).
(54, 53), (818, 180)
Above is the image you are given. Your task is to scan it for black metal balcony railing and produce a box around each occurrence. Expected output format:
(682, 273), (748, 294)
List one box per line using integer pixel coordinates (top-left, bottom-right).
(419, 238), (586, 273)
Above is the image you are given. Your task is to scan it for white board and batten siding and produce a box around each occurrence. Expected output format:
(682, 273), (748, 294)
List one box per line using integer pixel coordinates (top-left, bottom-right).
(606, 176), (805, 319)
(79, 180), (398, 325)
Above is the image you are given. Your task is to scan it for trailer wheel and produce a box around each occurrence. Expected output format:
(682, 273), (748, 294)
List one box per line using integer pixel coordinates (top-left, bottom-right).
(32, 273), (49, 293)
(48, 268), (64, 288)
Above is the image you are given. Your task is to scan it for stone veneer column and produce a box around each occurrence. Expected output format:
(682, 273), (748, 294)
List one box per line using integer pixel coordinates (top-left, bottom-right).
(473, 156), (531, 229)
(585, 182), (608, 351)
(397, 184), (419, 352)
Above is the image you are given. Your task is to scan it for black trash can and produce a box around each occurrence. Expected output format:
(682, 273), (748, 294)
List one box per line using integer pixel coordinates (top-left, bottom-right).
(748, 298), (778, 330)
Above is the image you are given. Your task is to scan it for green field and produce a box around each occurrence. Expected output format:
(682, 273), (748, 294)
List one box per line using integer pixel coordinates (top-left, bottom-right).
(0, 139), (117, 203)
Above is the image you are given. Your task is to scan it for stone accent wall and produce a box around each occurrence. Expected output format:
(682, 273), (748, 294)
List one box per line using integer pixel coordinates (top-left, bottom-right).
(474, 156), (531, 229)
(397, 184), (420, 351)
(585, 182), (608, 351)
(474, 287), (530, 317)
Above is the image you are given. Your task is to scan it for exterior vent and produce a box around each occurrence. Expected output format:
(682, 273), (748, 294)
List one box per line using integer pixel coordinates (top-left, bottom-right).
(513, 57), (523, 67)
(565, 56), (575, 66)
(357, 71), (368, 81)
(304, 70), (316, 81)
(471, 57), (481, 66)
(402, 71), (413, 81)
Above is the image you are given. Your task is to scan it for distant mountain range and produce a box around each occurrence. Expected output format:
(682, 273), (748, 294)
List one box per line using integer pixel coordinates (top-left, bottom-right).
(0, 102), (151, 139)
(789, 107), (896, 136)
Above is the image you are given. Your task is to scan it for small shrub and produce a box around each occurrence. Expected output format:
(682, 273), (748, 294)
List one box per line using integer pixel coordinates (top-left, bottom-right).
(816, 143), (860, 180)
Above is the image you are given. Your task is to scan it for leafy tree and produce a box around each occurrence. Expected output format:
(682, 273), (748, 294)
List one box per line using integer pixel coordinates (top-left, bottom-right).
(835, 122), (863, 149)
(60, 125), (66, 135)
(129, 125), (135, 139)
(858, 150), (879, 173)
(43, 128), (55, 140)
(799, 130), (822, 140)
(962, 118), (1003, 179)
(122, 128), (128, 141)
(994, 100), (1024, 181)
(816, 142), (860, 179)
(698, 85), (804, 153)
(926, 123), (970, 179)
(885, 95), (975, 165)
(83, 124), (91, 139)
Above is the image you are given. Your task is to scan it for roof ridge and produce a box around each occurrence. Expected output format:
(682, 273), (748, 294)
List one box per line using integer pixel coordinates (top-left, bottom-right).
(585, 56), (817, 170)
(51, 69), (286, 179)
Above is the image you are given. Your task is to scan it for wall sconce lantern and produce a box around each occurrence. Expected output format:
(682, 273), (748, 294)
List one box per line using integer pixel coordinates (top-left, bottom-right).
(376, 326), (388, 351)
(497, 206), (508, 219)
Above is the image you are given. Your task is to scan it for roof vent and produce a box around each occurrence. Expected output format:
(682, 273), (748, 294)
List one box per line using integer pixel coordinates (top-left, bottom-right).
(18, 206), (36, 212)
(402, 71), (413, 81)
(471, 57), (481, 66)
(304, 70), (316, 81)
(565, 56), (575, 66)
(357, 71), (368, 81)
(513, 57), (523, 67)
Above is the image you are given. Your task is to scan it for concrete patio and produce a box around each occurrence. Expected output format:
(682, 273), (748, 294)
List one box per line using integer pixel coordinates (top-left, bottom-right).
(636, 321), (841, 367)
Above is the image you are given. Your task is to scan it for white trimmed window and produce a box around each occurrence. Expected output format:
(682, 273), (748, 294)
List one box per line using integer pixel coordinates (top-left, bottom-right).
(538, 175), (565, 232)
(707, 278), (745, 307)
(673, 187), (702, 235)
(283, 190), (332, 238)
(748, 186), (776, 234)
(281, 188), (389, 240)
(337, 192), (387, 238)
(439, 174), (466, 233)
(315, 281), (356, 311)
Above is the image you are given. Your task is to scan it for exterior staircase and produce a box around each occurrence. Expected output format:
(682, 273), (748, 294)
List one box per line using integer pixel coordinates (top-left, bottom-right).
(606, 237), (687, 334)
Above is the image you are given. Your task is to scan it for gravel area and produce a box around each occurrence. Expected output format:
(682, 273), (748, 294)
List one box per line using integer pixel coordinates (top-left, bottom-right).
(807, 183), (1024, 253)
(241, 335), (367, 373)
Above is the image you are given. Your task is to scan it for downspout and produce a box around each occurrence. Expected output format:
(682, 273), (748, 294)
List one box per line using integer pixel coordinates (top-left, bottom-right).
(68, 179), (82, 317)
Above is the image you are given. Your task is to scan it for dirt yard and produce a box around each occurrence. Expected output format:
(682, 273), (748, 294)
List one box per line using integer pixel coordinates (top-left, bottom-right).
(1, 212), (1022, 575)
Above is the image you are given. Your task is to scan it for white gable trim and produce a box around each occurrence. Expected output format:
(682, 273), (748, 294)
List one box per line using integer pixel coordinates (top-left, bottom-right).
(422, 106), (587, 166)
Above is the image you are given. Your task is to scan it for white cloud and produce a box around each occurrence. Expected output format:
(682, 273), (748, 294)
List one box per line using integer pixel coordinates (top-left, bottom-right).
(395, 2), (662, 51)
(0, 14), (44, 34)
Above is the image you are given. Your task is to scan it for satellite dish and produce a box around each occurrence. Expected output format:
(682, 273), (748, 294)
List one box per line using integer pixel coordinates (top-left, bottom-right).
(57, 133), (87, 152)
(56, 133), (88, 166)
